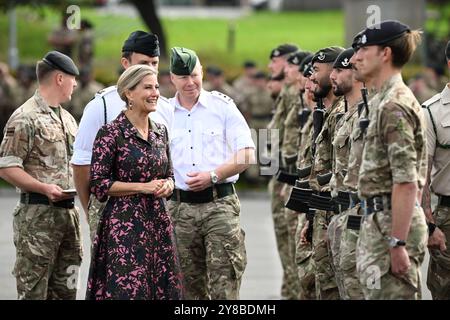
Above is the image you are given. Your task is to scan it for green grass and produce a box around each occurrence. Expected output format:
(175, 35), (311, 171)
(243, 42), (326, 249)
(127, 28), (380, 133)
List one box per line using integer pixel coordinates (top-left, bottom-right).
(0, 6), (344, 83)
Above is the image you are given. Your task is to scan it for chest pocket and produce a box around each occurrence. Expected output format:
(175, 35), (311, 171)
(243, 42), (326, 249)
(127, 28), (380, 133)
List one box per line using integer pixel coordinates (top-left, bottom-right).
(37, 127), (66, 169)
(38, 127), (65, 142)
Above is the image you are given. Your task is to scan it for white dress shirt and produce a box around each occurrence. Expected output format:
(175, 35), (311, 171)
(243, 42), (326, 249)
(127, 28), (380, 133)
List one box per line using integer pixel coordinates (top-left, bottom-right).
(71, 85), (174, 165)
(169, 89), (255, 190)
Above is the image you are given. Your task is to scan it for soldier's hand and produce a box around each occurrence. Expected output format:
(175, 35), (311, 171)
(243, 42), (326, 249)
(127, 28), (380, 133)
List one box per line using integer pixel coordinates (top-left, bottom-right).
(141, 179), (164, 195)
(186, 171), (212, 192)
(428, 227), (447, 252)
(390, 246), (411, 276)
(154, 179), (174, 198)
(43, 184), (72, 202)
(300, 220), (309, 244)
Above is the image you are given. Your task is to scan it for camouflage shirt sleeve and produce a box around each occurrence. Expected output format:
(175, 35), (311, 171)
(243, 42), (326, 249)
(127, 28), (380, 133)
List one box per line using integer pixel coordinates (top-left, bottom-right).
(0, 113), (33, 169)
(380, 102), (420, 185)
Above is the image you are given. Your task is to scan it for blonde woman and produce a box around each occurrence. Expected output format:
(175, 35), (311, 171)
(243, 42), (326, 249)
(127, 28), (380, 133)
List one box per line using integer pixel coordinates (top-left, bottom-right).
(86, 65), (182, 300)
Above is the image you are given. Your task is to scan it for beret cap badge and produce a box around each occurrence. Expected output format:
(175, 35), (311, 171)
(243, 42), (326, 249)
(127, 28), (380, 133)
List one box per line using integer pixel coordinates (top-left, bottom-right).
(341, 58), (350, 67)
(361, 34), (367, 44)
(318, 52), (325, 61)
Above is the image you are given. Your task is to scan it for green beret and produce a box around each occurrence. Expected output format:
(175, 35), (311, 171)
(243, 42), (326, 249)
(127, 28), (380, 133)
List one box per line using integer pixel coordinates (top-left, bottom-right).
(170, 47), (198, 75)
(311, 46), (345, 64)
(43, 51), (79, 76)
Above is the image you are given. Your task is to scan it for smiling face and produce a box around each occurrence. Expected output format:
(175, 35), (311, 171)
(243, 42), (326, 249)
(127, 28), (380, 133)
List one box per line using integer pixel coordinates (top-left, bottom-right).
(170, 61), (203, 101)
(126, 74), (160, 113)
(310, 62), (333, 99)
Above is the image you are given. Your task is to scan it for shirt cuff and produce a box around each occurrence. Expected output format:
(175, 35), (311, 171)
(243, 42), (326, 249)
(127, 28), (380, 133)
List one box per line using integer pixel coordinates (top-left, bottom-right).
(70, 149), (93, 165)
(0, 156), (24, 169)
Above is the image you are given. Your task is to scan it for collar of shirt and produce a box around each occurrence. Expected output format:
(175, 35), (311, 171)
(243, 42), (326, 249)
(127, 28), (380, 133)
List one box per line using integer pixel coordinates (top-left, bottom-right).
(34, 90), (60, 114)
(172, 89), (210, 111)
(441, 84), (450, 105)
(117, 111), (163, 139)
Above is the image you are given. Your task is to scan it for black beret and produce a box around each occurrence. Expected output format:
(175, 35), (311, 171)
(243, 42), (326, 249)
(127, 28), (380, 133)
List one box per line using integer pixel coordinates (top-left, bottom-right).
(352, 20), (410, 50)
(252, 70), (267, 79)
(333, 47), (354, 69)
(42, 51), (79, 76)
(206, 65), (223, 76)
(287, 51), (312, 66)
(122, 30), (160, 57)
(446, 40), (450, 60)
(170, 47), (198, 76)
(299, 54), (313, 74)
(270, 44), (299, 59)
(243, 60), (256, 68)
(302, 63), (314, 78)
(311, 46), (345, 64)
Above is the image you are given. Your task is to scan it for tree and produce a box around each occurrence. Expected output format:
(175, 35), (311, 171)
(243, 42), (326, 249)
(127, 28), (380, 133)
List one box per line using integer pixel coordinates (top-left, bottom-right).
(129, 0), (168, 59)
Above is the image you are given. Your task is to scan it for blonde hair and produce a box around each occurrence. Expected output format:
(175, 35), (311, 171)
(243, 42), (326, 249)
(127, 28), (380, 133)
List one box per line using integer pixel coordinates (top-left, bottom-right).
(117, 64), (158, 104)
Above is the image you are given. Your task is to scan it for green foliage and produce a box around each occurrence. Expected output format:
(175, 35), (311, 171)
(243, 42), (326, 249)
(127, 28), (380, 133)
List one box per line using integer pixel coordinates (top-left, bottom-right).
(0, 6), (344, 83)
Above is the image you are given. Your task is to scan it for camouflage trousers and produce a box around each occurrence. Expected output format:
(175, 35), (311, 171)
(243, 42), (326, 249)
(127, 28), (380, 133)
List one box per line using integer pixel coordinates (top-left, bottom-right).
(427, 205), (450, 299)
(356, 207), (427, 300)
(312, 210), (339, 300)
(12, 203), (83, 300)
(295, 213), (316, 299)
(327, 210), (348, 298)
(168, 194), (247, 300)
(86, 194), (106, 244)
(268, 177), (298, 299)
(336, 205), (365, 300)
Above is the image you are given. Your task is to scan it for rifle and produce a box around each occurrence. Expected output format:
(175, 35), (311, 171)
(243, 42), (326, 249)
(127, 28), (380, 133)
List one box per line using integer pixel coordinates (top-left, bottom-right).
(317, 172), (332, 186)
(297, 165), (312, 179)
(305, 209), (315, 243)
(311, 98), (325, 157)
(359, 86), (370, 133)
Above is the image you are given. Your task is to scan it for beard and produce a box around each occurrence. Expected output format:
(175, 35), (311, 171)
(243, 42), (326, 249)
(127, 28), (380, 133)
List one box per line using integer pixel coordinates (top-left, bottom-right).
(314, 82), (332, 99)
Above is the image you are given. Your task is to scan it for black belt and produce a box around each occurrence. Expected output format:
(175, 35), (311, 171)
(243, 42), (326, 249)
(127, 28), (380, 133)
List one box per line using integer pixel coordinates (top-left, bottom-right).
(347, 215), (362, 230)
(20, 192), (75, 209)
(364, 194), (391, 215)
(276, 171), (298, 186)
(438, 195), (450, 207)
(171, 183), (235, 204)
(333, 191), (351, 211)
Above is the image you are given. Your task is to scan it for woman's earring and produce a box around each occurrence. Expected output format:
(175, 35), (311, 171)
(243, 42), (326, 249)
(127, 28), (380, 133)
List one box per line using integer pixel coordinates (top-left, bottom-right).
(129, 100), (133, 110)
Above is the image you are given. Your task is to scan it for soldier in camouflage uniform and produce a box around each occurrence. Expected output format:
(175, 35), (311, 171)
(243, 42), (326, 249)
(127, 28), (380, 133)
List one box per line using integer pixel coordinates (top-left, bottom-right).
(0, 51), (82, 299)
(240, 71), (273, 184)
(422, 40), (450, 300)
(326, 48), (365, 299)
(294, 56), (316, 299)
(308, 46), (344, 300)
(278, 50), (312, 299)
(266, 43), (299, 299)
(352, 20), (428, 300)
(65, 68), (104, 123)
(167, 47), (255, 300)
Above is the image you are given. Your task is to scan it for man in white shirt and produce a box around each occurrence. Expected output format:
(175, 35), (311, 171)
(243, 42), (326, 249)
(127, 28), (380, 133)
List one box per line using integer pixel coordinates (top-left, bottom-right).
(167, 47), (255, 299)
(71, 31), (173, 242)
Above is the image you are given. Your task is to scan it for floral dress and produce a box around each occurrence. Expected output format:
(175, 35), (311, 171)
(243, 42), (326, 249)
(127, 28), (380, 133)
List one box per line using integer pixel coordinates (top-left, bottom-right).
(86, 111), (183, 300)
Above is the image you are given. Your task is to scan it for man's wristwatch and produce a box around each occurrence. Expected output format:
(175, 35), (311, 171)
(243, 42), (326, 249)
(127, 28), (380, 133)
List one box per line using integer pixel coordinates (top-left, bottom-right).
(387, 236), (406, 248)
(210, 171), (219, 184)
